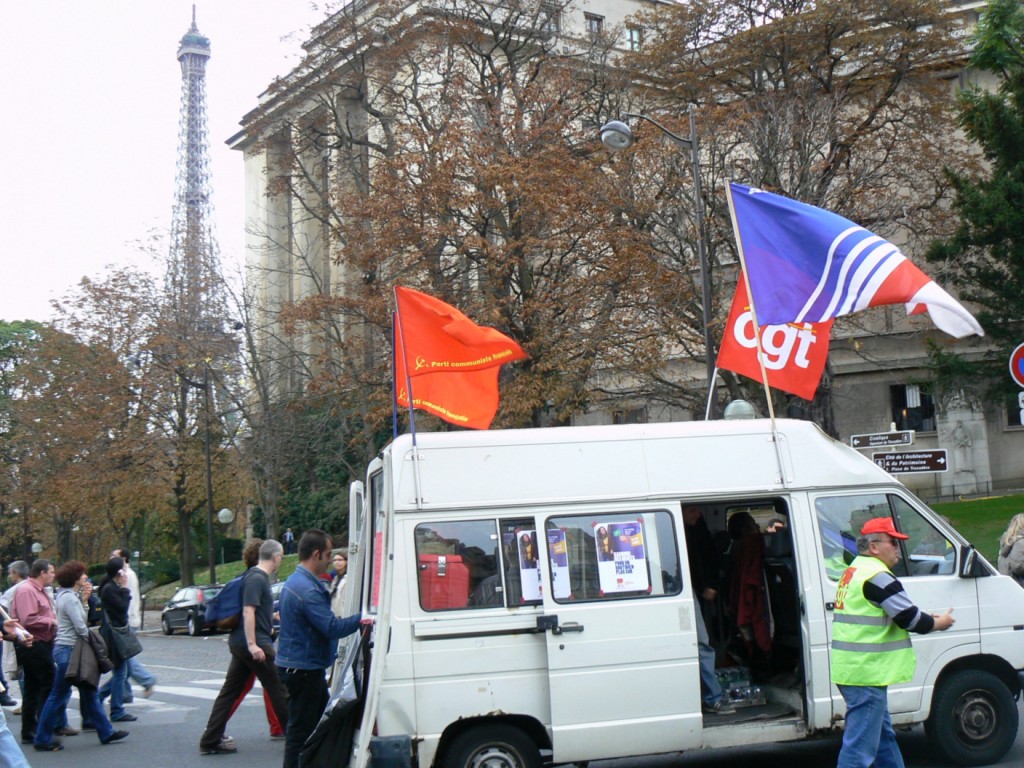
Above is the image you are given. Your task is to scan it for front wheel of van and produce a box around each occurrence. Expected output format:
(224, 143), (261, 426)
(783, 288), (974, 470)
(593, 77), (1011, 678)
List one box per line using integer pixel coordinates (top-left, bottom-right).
(926, 669), (1018, 766)
(446, 725), (541, 768)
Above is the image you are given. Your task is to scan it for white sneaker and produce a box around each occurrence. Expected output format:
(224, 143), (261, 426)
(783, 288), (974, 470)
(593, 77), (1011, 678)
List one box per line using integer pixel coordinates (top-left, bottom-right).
(142, 685), (155, 699)
(702, 699), (736, 715)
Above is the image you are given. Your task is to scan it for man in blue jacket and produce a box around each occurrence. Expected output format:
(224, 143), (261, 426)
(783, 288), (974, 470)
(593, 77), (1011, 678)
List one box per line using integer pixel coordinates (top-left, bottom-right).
(277, 529), (361, 768)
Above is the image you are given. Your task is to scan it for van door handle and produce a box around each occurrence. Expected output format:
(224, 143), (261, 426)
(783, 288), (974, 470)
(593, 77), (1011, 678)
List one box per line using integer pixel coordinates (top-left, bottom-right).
(825, 602), (836, 611)
(552, 622), (584, 635)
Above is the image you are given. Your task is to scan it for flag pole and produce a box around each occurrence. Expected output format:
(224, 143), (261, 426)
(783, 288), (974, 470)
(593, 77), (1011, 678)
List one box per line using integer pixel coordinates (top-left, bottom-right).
(725, 183), (788, 486)
(393, 290), (425, 509)
(704, 367), (719, 420)
(391, 313), (399, 440)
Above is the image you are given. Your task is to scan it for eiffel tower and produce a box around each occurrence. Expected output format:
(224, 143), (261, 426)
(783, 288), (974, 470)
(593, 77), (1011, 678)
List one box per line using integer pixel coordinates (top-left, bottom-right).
(167, 5), (224, 332)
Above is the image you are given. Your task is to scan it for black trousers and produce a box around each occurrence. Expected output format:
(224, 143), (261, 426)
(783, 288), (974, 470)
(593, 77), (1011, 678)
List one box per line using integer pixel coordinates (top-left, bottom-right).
(279, 667), (328, 768)
(15, 640), (54, 741)
(200, 643), (288, 750)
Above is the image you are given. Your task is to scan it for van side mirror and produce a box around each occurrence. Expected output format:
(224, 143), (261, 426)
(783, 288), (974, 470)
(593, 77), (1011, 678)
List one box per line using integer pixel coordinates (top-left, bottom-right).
(959, 545), (988, 578)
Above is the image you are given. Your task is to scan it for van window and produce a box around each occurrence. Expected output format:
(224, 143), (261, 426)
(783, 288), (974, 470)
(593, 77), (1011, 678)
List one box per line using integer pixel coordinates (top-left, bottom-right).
(368, 469), (385, 614)
(891, 496), (956, 576)
(815, 493), (954, 580)
(544, 510), (682, 603)
(415, 520), (500, 611)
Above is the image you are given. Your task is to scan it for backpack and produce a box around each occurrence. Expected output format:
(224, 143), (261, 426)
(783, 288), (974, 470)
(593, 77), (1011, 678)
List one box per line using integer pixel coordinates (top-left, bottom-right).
(204, 571), (249, 631)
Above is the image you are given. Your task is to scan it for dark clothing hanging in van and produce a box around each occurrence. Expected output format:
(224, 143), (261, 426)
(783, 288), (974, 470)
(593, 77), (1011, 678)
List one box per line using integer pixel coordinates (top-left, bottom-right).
(685, 516), (720, 595)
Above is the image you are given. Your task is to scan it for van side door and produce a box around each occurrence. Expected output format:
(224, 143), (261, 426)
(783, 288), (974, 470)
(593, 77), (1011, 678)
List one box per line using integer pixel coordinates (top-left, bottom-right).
(539, 508), (700, 763)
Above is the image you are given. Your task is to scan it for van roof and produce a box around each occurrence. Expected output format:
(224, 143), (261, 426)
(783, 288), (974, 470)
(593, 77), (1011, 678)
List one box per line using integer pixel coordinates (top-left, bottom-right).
(384, 419), (897, 511)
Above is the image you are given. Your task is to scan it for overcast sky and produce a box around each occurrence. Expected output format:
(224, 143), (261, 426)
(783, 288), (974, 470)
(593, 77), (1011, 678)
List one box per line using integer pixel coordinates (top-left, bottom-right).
(1, 1), (329, 324)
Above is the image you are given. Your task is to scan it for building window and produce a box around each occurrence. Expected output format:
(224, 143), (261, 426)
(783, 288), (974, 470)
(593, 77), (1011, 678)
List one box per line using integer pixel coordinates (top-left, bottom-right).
(626, 25), (643, 52)
(585, 13), (604, 40)
(540, 4), (560, 35)
(890, 383), (935, 432)
(612, 406), (647, 425)
(1007, 391), (1024, 428)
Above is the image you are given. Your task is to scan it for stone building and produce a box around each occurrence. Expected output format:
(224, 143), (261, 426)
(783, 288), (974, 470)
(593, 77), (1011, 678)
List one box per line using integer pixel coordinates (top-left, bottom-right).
(230, 0), (1024, 499)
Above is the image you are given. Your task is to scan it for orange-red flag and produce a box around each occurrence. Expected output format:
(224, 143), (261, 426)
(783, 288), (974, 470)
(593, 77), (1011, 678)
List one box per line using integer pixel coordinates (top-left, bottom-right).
(394, 288), (527, 429)
(395, 286), (527, 377)
(716, 275), (833, 401)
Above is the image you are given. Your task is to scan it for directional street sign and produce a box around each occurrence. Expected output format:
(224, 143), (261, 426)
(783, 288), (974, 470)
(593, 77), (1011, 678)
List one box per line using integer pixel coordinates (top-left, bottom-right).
(873, 449), (948, 474)
(851, 430), (914, 449)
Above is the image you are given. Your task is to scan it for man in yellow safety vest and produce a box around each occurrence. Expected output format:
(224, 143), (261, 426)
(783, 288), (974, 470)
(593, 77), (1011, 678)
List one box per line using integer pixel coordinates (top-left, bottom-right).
(831, 517), (954, 768)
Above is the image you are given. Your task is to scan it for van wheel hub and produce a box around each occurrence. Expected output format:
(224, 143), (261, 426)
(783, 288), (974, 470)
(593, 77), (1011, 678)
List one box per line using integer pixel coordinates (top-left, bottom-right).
(955, 691), (997, 742)
(466, 745), (519, 768)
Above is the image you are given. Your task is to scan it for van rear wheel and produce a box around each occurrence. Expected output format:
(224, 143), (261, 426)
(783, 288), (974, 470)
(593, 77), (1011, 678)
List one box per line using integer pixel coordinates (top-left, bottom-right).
(446, 725), (541, 768)
(926, 669), (1018, 766)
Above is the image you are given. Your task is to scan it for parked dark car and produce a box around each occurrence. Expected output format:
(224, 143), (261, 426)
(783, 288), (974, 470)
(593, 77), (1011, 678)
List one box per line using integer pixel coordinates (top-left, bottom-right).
(161, 584), (223, 636)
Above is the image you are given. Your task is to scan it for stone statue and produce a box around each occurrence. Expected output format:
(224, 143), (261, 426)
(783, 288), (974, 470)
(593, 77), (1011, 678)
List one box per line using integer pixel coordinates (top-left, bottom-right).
(951, 420), (973, 472)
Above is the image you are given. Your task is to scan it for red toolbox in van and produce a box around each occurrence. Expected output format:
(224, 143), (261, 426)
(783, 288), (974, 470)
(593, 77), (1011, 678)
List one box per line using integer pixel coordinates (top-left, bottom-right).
(418, 554), (469, 609)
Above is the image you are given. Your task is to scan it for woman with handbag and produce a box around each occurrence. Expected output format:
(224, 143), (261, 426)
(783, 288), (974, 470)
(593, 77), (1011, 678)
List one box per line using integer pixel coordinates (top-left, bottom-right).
(98, 557), (137, 723)
(33, 561), (128, 751)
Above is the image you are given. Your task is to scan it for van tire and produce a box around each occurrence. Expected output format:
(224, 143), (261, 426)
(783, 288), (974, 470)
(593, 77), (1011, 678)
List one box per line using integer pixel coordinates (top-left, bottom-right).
(926, 669), (1018, 766)
(446, 724), (541, 768)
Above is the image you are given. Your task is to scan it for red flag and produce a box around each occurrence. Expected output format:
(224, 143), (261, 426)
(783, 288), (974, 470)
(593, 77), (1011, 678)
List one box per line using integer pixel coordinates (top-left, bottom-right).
(394, 288), (527, 429)
(716, 276), (833, 401)
(395, 286), (527, 376)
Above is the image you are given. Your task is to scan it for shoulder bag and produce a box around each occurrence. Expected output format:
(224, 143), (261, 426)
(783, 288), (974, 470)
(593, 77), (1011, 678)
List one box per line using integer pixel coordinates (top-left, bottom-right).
(108, 623), (143, 660)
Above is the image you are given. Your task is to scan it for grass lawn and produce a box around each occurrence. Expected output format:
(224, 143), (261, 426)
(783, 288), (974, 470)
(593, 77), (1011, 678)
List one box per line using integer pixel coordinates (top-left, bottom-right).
(931, 494), (1022, 564)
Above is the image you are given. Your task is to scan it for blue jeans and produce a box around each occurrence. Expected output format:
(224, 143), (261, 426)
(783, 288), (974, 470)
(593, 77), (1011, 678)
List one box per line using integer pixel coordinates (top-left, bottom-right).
(0, 705), (28, 768)
(123, 656), (156, 699)
(99, 659), (129, 719)
(35, 644), (115, 746)
(837, 684), (905, 768)
(695, 598), (724, 706)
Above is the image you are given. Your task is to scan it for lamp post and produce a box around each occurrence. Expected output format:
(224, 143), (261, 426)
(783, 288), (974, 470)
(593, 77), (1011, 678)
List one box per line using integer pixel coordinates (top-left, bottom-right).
(202, 361), (218, 584)
(599, 105), (716, 410)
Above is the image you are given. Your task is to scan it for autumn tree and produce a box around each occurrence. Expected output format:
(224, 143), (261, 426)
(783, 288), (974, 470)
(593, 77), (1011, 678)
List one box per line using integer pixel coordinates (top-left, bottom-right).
(627, 0), (978, 425)
(926, 0), (1024, 408)
(0, 320), (44, 560)
(241, 0), (698, 464)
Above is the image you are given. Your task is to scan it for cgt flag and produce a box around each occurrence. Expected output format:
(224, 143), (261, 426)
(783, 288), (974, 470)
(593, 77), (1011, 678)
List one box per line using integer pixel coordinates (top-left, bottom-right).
(394, 287), (527, 430)
(728, 183), (983, 339)
(716, 276), (833, 401)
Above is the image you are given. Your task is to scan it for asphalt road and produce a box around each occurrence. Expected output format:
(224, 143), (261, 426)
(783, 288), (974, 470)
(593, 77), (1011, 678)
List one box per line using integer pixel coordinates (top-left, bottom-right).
(10, 619), (1024, 768)
(12, 622), (287, 768)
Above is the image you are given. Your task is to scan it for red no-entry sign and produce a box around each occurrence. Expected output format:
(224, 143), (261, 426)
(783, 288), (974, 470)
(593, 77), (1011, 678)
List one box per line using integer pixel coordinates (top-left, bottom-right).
(1011, 343), (1024, 388)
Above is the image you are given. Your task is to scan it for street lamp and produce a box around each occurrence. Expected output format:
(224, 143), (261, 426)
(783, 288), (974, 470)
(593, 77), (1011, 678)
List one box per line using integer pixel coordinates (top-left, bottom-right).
(201, 362), (217, 583)
(599, 106), (716, 413)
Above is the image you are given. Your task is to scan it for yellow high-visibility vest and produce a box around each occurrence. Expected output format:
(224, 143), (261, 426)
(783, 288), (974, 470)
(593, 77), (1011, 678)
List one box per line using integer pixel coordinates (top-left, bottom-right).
(831, 555), (916, 686)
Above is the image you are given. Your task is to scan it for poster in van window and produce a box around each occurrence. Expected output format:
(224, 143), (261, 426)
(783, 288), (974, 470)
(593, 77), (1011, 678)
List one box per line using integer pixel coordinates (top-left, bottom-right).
(547, 529), (571, 599)
(517, 530), (542, 601)
(594, 520), (649, 594)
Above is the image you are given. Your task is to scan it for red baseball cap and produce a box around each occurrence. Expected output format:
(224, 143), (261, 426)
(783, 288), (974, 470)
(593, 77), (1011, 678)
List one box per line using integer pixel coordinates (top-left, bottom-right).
(860, 517), (909, 540)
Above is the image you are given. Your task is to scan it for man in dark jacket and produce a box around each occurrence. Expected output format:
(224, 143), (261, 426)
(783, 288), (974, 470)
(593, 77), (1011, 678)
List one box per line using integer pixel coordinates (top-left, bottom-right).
(277, 530), (361, 768)
(683, 506), (734, 715)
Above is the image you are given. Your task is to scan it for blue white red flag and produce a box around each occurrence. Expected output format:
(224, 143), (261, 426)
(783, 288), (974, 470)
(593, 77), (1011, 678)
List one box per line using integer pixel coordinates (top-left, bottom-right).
(727, 183), (983, 338)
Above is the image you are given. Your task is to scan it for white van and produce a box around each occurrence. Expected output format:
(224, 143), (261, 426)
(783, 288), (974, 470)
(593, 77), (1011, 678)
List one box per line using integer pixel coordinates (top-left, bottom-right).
(341, 419), (1024, 768)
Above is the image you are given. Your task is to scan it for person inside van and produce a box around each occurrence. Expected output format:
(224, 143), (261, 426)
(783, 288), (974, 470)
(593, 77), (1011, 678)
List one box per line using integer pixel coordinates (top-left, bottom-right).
(682, 505), (735, 716)
(726, 512), (772, 664)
